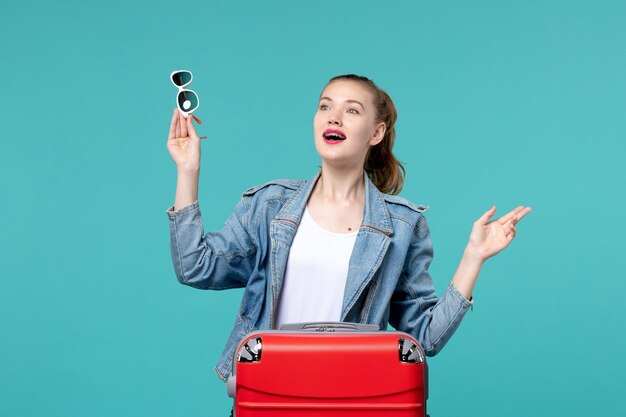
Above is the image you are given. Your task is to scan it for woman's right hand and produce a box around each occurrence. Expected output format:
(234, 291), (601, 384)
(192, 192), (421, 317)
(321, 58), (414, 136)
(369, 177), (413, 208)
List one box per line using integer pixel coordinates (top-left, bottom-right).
(167, 108), (201, 172)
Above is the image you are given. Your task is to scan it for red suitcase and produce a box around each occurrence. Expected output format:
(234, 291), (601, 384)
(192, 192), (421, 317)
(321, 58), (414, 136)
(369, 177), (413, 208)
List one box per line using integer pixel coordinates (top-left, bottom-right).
(227, 322), (428, 416)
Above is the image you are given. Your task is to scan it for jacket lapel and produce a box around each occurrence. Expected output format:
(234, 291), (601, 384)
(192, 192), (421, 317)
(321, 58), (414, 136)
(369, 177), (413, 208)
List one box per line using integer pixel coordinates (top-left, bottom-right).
(340, 172), (392, 320)
(269, 170), (320, 328)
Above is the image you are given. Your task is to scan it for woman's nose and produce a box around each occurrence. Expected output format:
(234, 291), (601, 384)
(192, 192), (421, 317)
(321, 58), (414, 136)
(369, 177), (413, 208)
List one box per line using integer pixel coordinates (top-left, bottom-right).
(328, 112), (342, 125)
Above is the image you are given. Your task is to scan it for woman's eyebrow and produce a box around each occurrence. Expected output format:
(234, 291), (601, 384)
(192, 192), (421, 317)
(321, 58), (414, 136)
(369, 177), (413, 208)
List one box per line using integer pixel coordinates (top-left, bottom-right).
(319, 96), (365, 110)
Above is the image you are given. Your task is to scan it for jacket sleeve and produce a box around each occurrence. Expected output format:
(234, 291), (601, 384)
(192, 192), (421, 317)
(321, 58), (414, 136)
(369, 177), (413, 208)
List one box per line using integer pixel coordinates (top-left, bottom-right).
(388, 214), (473, 356)
(166, 196), (257, 290)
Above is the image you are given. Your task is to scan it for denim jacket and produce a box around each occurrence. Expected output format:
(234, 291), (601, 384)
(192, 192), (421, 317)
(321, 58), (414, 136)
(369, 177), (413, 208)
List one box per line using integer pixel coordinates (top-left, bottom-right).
(167, 169), (473, 382)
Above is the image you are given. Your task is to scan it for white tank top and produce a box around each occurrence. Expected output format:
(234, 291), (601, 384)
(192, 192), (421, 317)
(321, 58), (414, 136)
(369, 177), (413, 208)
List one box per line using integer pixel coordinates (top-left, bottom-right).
(274, 205), (358, 329)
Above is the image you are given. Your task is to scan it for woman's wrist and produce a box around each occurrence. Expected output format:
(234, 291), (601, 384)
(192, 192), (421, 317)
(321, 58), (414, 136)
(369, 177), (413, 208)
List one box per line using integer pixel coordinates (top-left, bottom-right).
(177, 165), (200, 176)
(463, 243), (487, 266)
(451, 245), (485, 301)
(174, 169), (199, 211)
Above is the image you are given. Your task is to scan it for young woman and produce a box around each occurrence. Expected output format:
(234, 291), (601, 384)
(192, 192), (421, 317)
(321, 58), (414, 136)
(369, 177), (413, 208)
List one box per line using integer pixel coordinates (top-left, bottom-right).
(166, 74), (531, 386)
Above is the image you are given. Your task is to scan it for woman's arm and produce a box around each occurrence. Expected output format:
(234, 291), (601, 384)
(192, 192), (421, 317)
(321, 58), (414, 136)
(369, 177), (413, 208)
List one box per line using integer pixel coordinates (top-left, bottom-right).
(167, 195), (257, 290)
(174, 169), (199, 211)
(389, 205), (531, 355)
(452, 205), (532, 300)
(166, 108), (257, 290)
(167, 108), (201, 211)
(389, 216), (473, 356)
(451, 249), (483, 302)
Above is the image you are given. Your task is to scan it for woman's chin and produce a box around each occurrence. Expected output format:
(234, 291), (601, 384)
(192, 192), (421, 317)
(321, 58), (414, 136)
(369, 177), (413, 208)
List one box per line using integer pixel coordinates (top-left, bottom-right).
(314, 142), (365, 167)
(317, 149), (345, 163)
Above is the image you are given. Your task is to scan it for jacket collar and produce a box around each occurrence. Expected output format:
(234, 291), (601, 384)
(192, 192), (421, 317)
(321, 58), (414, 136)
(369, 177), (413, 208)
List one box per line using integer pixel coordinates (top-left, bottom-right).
(276, 168), (393, 236)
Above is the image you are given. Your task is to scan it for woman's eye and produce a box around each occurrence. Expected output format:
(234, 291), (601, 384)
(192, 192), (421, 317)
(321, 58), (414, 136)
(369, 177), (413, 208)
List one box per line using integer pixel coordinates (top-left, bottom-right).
(318, 104), (358, 114)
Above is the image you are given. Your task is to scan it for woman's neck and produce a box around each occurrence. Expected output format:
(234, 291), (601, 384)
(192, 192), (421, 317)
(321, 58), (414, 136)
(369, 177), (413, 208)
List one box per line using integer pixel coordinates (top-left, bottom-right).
(314, 162), (365, 204)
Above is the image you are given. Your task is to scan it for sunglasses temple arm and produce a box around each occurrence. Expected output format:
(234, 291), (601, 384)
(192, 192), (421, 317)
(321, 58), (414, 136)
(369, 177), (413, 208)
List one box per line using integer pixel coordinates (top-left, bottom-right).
(191, 114), (202, 124)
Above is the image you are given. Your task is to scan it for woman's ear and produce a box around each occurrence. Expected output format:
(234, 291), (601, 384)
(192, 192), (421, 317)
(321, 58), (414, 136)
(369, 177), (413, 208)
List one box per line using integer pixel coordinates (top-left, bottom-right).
(369, 122), (386, 146)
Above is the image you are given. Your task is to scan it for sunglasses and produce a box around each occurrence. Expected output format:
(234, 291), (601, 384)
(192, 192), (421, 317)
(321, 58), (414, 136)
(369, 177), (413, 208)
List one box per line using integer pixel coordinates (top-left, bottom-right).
(171, 70), (202, 124)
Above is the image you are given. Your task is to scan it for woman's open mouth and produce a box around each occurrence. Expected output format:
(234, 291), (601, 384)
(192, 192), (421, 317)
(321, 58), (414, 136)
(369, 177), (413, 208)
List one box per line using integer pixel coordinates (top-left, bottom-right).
(323, 129), (346, 144)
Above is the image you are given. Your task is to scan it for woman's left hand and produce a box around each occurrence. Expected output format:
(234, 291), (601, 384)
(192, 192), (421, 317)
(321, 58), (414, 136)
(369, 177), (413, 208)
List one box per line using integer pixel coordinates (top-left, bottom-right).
(467, 205), (532, 261)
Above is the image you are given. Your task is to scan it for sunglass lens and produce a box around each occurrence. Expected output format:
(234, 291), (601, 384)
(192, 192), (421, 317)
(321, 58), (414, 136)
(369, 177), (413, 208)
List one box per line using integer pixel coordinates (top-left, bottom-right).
(177, 91), (198, 112)
(172, 71), (192, 87)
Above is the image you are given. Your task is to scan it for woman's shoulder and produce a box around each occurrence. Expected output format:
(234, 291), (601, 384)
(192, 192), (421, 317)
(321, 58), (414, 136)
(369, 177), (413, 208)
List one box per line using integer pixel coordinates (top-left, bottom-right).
(382, 194), (430, 229)
(382, 193), (430, 214)
(242, 177), (304, 197)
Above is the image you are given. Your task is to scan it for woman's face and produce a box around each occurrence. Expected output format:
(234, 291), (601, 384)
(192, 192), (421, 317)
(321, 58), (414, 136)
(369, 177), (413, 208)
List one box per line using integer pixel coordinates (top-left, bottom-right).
(313, 80), (386, 168)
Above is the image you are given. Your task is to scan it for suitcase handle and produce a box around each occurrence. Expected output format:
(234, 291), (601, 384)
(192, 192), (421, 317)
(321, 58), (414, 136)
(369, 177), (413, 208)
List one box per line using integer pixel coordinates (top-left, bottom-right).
(279, 321), (380, 332)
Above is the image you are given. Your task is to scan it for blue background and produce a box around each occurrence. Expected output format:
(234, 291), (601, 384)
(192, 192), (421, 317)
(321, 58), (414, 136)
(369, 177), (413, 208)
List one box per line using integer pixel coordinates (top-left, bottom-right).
(1, 1), (624, 415)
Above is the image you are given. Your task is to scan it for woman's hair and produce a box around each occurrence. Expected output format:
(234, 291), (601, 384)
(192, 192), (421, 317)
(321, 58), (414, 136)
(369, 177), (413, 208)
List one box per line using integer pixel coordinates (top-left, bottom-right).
(325, 74), (405, 195)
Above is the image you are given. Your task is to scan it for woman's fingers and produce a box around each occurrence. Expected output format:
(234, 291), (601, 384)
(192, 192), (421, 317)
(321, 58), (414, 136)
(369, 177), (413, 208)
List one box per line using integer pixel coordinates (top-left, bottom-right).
(497, 206), (523, 225)
(175, 109), (181, 139)
(516, 207), (532, 223)
(168, 108), (178, 140)
(169, 107), (204, 142)
(478, 205), (532, 228)
(476, 206), (496, 226)
(501, 206), (532, 225)
(504, 218), (516, 233)
(505, 226), (517, 243)
(178, 111), (187, 138)
(187, 115), (199, 140)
